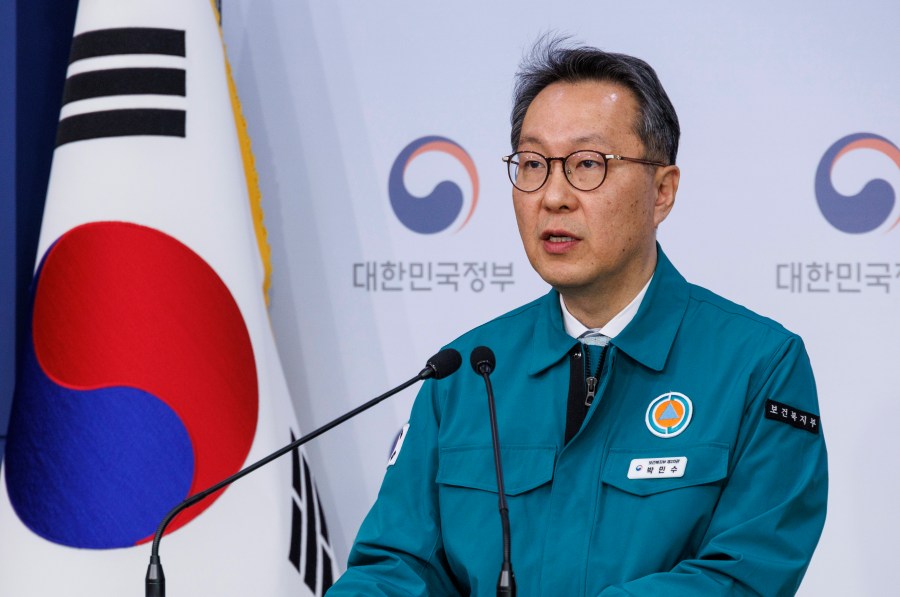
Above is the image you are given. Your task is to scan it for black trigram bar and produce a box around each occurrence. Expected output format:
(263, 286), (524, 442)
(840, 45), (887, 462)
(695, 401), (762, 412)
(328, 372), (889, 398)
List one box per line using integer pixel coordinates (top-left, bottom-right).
(302, 455), (319, 592)
(69, 28), (185, 63)
(321, 550), (334, 592)
(289, 499), (303, 574)
(289, 431), (303, 573)
(316, 482), (333, 591)
(62, 68), (185, 105)
(56, 108), (185, 146)
(288, 430), (334, 595)
(317, 483), (330, 543)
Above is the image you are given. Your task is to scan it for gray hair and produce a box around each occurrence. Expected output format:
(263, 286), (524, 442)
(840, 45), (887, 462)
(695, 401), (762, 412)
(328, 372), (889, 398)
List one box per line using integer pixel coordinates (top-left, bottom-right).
(510, 36), (680, 165)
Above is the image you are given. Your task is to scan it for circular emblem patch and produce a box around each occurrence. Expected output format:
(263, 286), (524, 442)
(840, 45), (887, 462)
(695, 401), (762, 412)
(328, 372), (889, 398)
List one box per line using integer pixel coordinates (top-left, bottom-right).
(645, 392), (693, 438)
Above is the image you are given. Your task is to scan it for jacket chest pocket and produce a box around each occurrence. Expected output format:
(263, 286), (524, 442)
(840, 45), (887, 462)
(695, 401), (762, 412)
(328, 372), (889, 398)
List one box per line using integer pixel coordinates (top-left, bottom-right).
(435, 446), (556, 590)
(596, 443), (730, 556)
(437, 444), (556, 495)
(435, 445), (556, 530)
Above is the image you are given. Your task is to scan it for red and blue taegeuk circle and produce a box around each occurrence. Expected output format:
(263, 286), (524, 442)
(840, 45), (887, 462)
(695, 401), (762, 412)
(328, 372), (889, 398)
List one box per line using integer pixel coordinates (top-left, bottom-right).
(4, 222), (258, 548)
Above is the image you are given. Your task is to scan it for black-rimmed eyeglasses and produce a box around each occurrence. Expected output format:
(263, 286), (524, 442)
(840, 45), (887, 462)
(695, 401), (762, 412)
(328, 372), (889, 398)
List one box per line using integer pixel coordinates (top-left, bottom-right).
(502, 150), (668, 193)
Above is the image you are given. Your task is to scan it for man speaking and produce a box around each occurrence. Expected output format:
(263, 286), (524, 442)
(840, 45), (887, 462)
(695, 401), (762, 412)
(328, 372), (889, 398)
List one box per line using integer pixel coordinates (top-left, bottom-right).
(328, 38), (827, 596)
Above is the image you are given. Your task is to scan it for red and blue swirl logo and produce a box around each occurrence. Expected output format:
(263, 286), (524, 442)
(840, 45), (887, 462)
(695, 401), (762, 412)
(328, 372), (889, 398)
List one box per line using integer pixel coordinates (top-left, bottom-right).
(4, 222), (258, 549)
(815, 132), (900, 233)
(388, 136), (479, 234)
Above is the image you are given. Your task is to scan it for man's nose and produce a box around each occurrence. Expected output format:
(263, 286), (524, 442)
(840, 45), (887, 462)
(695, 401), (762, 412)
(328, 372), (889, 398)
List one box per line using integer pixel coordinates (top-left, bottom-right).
(541, 159), (575, 210)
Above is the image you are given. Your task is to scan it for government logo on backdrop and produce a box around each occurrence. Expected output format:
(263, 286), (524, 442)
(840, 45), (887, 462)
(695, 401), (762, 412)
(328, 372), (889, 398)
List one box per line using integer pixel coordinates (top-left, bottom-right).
(815, 132), (900, 234)
(355, 136), (513, 293)
(775, 132), (900, 295)
(388, 135), (479, 234)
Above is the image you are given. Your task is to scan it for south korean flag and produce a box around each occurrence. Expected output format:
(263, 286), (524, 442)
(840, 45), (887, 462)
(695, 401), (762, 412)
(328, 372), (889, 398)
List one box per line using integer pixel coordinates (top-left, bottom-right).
(0, 1), (338, 596)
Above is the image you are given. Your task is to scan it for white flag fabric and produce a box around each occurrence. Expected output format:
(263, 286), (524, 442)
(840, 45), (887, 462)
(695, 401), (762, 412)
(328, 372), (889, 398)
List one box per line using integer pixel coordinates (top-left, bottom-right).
(0, 0), (337, 595)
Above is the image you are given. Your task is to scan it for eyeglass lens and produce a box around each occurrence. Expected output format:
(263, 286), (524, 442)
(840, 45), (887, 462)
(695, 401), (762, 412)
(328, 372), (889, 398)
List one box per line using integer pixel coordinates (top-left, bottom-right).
(509, 151), (607, 192)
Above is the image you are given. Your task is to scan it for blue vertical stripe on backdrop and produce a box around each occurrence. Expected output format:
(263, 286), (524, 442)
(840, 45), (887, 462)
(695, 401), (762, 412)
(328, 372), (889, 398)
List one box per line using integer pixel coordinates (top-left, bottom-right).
(0, 0), (17, 460)
(3, 0), (80, 461)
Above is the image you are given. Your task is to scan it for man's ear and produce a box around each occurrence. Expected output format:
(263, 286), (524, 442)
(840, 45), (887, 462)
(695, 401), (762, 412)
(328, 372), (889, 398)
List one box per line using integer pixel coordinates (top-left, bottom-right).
(653, 165), (679, 227)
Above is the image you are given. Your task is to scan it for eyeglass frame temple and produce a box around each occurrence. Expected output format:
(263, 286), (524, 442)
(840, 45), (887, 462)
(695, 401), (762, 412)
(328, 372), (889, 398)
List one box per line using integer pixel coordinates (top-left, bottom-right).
(607, 154), (668, 167)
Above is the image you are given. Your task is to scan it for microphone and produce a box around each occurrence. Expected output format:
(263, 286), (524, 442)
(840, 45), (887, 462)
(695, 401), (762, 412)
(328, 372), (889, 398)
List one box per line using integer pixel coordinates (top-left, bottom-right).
(145, 348), (462, 596)
(470, 346), (516, 597)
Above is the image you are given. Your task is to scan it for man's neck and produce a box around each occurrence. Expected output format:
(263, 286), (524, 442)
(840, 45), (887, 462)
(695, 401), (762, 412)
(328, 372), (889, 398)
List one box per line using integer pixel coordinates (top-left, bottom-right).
(558, 253), (657, 329)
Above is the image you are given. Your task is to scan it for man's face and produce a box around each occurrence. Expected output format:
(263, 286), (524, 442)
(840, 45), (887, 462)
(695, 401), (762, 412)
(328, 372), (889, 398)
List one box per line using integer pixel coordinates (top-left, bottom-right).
(512, 80), (677, 298)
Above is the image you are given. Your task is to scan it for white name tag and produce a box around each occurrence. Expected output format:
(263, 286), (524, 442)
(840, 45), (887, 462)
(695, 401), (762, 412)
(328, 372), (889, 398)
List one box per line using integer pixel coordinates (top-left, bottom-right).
(627, 456), (687, 479)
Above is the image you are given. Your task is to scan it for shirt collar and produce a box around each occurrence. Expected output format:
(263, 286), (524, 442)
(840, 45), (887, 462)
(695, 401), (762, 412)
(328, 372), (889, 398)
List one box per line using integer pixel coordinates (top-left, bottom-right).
(559, 276), (652, 340)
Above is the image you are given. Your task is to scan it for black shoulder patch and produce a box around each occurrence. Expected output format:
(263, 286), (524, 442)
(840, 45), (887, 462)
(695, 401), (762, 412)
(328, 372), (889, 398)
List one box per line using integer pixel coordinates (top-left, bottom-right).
(765, 399), (820, 434)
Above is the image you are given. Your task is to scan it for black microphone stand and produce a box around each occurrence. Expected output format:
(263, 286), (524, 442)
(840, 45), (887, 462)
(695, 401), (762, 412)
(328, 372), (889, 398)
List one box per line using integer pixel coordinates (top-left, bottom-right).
(471, 346), (516, 597)
(146, 349), (461, 596)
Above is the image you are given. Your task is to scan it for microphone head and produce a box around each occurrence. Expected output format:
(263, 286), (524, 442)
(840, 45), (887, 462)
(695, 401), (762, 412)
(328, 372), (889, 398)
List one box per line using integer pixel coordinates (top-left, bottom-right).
(470, 346), (496, 375)
(425, 348), (462, 380)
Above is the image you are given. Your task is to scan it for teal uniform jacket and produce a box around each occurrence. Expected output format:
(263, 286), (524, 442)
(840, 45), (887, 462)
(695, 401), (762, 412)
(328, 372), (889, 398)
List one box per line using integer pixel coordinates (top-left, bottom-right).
(329, 248), (827, 596)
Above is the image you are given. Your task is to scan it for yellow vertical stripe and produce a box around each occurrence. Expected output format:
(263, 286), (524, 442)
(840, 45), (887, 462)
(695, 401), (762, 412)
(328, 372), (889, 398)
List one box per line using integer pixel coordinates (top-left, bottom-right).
(211, 0), (273, 305)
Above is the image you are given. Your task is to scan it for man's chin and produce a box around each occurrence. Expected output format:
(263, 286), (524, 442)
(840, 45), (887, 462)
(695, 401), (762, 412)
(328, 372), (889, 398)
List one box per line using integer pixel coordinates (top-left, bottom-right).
(541, 275), (590, 295)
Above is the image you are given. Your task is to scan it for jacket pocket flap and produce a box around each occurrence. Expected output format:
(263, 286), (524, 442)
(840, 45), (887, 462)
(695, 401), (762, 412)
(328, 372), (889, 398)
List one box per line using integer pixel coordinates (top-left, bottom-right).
(602, 443), (729, 497)
(437, 445), (556, 496)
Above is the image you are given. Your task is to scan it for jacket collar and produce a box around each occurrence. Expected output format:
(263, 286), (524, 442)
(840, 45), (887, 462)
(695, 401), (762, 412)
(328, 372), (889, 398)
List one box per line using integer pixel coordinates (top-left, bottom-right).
(529, 289), (580, 376)
(527, 244), (689, 375)
(613, 246), (689, 372)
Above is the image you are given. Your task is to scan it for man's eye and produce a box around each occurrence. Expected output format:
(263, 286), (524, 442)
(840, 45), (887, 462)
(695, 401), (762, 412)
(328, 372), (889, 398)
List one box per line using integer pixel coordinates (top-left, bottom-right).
(577, 159), (599, 169)
(522, 160), (545, 170)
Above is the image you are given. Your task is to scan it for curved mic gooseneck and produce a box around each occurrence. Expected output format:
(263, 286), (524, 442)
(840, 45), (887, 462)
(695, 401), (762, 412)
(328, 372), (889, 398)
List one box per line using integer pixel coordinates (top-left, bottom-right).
(470, 346), (516, 597)
(145, 348), (462, 597)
